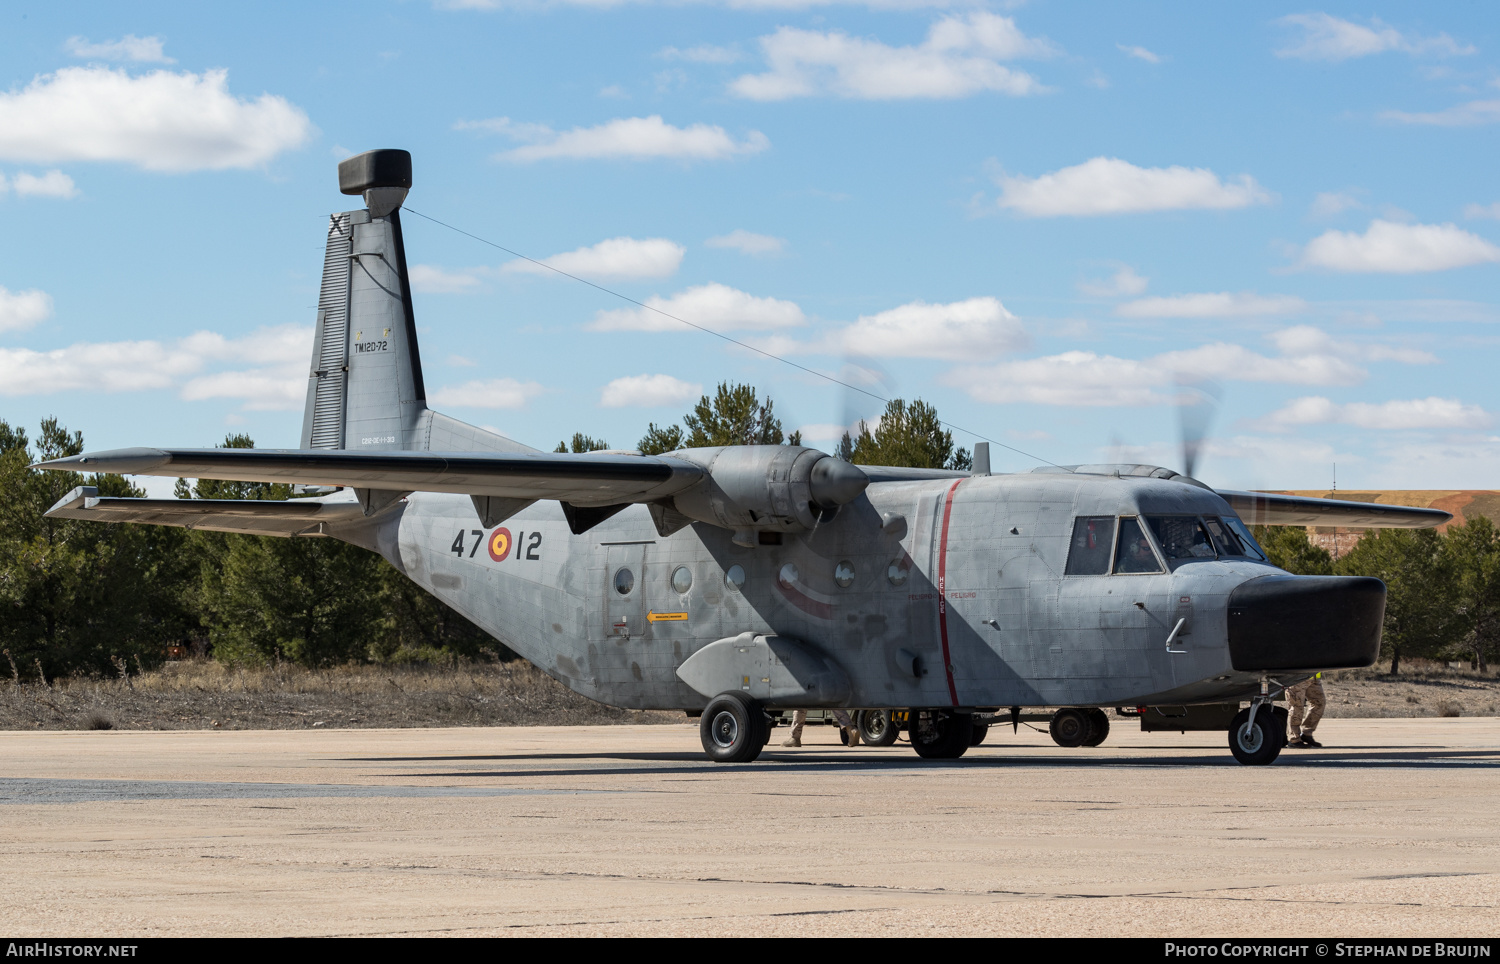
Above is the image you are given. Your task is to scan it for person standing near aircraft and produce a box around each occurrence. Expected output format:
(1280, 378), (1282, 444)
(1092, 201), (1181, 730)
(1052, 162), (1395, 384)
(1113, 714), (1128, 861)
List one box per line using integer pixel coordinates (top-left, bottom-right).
(1285, 674), (1326, 747)
(782, 709), (860, 747)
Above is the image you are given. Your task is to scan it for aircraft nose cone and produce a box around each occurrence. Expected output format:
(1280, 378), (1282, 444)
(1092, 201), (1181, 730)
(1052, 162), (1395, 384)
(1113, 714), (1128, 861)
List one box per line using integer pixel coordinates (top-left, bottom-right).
(809, 456), (868, 508)
(1227, 574), (1386, 671)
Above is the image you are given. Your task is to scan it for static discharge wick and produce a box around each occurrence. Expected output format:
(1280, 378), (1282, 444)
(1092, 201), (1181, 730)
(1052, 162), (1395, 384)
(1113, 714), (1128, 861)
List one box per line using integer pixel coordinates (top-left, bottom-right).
(401, 206), (1058, 469)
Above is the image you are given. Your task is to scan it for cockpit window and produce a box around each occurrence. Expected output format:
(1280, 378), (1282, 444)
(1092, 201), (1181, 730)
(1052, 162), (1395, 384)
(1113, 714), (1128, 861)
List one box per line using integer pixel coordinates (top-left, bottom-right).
(1114, 517), (1164, 574)
(1222, 516), (1267, 561)
(1066, 516), (1115, 575)
(1146, 516), (1216, 561)
(1203, 517), (1244, 556)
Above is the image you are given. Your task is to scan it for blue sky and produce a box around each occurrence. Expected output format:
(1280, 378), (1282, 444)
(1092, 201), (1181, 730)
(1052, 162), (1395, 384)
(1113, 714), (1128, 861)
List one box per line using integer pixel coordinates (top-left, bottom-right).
(2, 2), (1498, 494)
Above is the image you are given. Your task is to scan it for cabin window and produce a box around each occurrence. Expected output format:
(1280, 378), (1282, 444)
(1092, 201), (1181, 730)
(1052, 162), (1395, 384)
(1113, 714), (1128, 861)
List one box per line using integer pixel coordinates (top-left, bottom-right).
(613, 568), (635, 595)
(724, 565), (746, 592)
(1222, 517), (1267, 561)
(887, 560), (909, 586)
(1145, 516), (1216, 561)
(1203, 517), (1246, 557)
(1065, 516), (1115, 575)
(671, 566), (693, 594)
(1114, 517), (1164, 574)
(834, 561), (856, 588)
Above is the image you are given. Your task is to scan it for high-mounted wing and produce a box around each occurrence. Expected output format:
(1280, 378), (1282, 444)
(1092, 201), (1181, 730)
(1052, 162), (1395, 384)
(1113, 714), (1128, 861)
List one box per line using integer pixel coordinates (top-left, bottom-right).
(39, 447), (705, 507)
(1215, 490), (1450, 528)
(45, 485), (367, 537)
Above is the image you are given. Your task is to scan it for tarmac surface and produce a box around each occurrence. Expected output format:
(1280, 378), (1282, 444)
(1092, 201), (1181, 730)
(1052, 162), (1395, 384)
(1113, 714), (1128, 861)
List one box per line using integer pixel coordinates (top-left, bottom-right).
(2, 718), (1498, 937)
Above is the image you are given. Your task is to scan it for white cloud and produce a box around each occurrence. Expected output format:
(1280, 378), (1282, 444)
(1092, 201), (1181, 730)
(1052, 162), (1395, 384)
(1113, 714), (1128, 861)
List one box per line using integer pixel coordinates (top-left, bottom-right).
(0, 67), (311, 171)
(1310, 191), (1362, 218)
(1274, 13), (1473, 62)
(65, 35), (174, 63)
(1117, 44), (1161, 64)
(1301, 219), (1500, 273)
(1077, 265), (1148, 297)
(446, 354), (477, 367)
(995, 157), (1272, 217)
(0, 286), (53, 332)
(181, 370), (305, 411)
(659, 44), (742, 64)
(409, 264), (487, 293)
(502, 236), (684, 279)
(830, 297), (1026, 360)
(590, 282), (803, 332)
(1381, 100), (1500, 127)
(9, 170), (78, 198)
(943, 326), (1433, 407)
(1261, 395), (1492, 432)
(1464, 202), (1500, 220)
(705, 229), (786, 256)
(599, 373), (703, 408)
(0, 324), (311, 408)
(464, 115), (768, 162)
(430, 378), (544, 409)
(1116, 292), (1306, 318)
(730, 14), (1052, 101)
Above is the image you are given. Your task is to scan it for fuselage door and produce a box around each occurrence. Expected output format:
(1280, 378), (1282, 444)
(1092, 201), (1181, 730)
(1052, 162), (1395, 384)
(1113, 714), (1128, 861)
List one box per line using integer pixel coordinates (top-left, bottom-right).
(605, 544), (646, 638)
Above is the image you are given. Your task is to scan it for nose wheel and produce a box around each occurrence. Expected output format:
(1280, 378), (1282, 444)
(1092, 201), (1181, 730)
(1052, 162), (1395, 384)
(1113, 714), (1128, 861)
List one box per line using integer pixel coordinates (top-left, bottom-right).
(1228, 702), (1285, 765)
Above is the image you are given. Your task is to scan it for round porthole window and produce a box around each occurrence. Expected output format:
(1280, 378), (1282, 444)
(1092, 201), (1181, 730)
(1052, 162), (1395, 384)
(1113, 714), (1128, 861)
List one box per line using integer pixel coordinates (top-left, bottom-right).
(887, 561), (909, 586)
(778, 563), (799, 588)
(834, 560), (855, 589)
(613, 568), (634, 595)
(671, 566), (693, 594)
(724, 565), (746, 593)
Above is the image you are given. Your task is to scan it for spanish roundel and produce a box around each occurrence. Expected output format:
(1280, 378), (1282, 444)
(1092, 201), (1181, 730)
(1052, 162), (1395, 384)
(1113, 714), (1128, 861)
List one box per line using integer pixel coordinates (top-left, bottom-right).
(488, 527), (512, 562)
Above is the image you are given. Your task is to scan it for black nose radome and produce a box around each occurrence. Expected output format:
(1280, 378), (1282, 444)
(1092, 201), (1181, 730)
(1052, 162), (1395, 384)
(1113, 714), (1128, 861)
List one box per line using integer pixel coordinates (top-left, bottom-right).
(1227, 574), (1386, 671)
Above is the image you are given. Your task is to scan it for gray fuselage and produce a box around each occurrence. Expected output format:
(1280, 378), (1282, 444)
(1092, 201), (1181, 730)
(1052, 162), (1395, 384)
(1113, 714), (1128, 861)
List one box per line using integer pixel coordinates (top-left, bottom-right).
(385, 471), (1279, 711)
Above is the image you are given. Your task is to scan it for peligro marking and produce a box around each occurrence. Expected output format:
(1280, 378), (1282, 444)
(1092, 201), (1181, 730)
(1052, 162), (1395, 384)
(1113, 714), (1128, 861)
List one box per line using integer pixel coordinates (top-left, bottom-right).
(936, 479), (963, 707)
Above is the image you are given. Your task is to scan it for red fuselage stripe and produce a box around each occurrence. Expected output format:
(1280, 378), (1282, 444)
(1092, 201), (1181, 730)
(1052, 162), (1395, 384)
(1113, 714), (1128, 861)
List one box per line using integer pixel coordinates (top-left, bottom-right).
(936, 479), (963, 706)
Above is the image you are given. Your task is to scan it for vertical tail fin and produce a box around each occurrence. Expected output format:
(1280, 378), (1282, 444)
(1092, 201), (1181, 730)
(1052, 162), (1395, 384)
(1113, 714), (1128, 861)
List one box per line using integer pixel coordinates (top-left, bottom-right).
(300, 149), (425, 451)
(299, 150), (537, 456)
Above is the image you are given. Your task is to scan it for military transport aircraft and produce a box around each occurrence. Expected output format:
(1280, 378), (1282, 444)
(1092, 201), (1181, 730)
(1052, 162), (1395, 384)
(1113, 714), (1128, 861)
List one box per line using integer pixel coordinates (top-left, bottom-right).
(39, 150), (1449, 766)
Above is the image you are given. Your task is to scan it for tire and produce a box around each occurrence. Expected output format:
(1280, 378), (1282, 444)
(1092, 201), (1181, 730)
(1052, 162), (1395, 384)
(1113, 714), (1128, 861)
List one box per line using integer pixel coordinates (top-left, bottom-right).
(968, 721), (989, 746)
(856, 709), (901, 747)
(1267, 706), (1289, 748)
(1082, 708), (1110, 747)
(1049, 708), (1094, 748)
(910, 710), (973, 759)
(700, 692), (767, 763)
(1228, 706), (1283, 766)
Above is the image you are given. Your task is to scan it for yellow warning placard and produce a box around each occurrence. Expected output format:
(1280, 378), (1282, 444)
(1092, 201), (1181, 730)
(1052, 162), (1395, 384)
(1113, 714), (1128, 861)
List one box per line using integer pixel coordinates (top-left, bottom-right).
(647, 611), (688, 622)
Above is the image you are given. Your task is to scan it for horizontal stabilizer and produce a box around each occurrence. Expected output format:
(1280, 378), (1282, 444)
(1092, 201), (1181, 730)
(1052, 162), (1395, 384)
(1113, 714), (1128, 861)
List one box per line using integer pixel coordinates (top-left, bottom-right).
(44, 486), (366, 538)
(1218, 490), (1450, 529)
(39, 447), (706, 509)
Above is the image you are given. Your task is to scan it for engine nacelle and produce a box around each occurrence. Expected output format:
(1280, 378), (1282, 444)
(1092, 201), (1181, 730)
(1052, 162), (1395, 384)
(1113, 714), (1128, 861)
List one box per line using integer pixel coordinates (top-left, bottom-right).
(666, 445), (868, 540)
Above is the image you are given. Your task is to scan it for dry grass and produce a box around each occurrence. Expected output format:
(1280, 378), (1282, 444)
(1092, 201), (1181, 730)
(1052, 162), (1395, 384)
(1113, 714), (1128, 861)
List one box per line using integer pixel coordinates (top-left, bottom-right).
(0, 660), (681, 731)
(1322, 659), (1500, 719)
(0, 656), (1495, 731)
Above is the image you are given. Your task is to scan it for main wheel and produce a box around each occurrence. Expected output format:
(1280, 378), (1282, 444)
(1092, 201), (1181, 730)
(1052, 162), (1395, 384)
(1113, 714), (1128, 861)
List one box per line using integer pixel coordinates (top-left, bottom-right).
(700, 692), (768, 763)
(856, 709), (901, 747)
(1082, 708), (1110, 747)
(1049, 708), (1094, 748)
(969, 721), (989, 746)
(1227, 706), (1283, 766)
(910, 710), (973, 759)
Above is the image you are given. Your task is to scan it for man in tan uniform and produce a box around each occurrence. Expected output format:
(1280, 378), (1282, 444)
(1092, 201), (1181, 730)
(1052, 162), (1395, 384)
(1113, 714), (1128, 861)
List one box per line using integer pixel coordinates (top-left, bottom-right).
(1285, 674), (1326, 747)
(781, 709), (860, 747)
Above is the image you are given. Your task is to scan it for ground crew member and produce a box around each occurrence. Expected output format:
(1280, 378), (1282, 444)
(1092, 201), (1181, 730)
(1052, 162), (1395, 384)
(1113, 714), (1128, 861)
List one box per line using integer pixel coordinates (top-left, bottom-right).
(1285, 673), (1326, 747)
(781, 709), (860, 747)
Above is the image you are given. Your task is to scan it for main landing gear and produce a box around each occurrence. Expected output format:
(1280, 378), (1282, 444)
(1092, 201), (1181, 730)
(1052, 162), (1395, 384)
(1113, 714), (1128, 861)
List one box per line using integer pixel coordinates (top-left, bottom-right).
(699, 692), (770, 763)
(1048, 707), (1111, 748)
